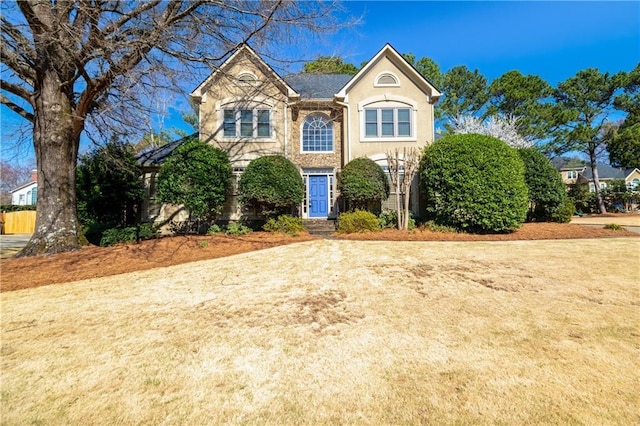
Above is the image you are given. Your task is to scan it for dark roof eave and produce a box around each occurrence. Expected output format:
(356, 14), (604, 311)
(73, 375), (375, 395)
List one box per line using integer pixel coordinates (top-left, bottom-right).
(136, 133), (197, 167)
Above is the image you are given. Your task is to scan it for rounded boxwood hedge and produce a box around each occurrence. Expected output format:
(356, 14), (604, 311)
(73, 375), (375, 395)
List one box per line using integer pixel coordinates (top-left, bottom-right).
(238, 155), (304, 216)
(518, 147), (571, 223)
(338, 157), (389, 211)
(420, 133), (528, 233)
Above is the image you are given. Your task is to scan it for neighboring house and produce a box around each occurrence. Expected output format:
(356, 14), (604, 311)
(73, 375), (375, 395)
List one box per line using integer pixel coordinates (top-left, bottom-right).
(578, 164), (640, 193)
(578, 164), (640, 192)
(139, 43), (441, 223)
(552, 158), (640, 192)
(10, 170), (38, 206)
(551, 157), (586, 185)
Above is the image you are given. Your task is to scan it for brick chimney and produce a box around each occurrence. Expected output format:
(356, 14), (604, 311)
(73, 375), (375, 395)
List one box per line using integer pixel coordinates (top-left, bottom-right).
(31, 169), (37, 182)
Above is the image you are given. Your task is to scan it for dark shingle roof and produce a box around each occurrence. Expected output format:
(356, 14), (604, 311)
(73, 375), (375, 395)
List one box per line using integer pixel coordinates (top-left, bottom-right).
(581, 164), (631, 180)
(284, 73), (353, 99)
(551, 157), (585, 170)
(137, 133), (197, 167)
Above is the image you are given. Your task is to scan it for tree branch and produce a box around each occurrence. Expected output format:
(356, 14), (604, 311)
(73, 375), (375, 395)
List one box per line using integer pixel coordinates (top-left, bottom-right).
(17, 0), (48, 36)
(0, 93), (34, 122)
(0, 16), (36, 62)
(0, 78), (34, 104)
(0, 42), (36, 85)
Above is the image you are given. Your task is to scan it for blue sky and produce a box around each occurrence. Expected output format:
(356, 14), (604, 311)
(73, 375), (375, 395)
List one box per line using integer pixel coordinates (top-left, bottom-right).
(2, 1), (639, 165)
(323, 1), (639, 85)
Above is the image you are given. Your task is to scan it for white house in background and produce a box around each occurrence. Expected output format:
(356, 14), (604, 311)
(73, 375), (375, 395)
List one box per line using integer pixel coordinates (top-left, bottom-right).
(10, 170), (37, 205)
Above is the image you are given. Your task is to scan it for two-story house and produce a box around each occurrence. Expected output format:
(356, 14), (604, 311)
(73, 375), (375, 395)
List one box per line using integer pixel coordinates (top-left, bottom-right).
(139, 43), (441, 224)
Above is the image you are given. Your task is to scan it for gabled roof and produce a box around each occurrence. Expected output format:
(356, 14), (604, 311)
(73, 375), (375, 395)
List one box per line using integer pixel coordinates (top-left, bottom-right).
(10, 180), (36, 193)
(335, 43), (441, 101)
(190, 44), (298, 100)
(284, 73), (353, 100)
(137, 134), (197, 167)
(581, 164), (637, 180)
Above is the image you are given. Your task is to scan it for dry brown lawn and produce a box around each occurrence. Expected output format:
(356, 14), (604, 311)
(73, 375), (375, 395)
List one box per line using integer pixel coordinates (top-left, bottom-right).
(2, 238), (639, 424)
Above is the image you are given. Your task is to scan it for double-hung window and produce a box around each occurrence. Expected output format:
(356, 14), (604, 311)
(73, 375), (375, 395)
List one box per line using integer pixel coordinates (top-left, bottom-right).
(223, 108), (271, 138)
(365, 107), (412, 138)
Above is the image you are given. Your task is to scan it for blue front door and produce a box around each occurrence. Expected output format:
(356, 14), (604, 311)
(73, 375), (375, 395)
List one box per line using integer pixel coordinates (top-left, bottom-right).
(309, 175), (328, 217)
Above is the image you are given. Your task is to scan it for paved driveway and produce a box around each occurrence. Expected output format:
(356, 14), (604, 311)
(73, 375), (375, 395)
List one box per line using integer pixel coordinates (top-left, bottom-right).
(0, 234), (31, 258)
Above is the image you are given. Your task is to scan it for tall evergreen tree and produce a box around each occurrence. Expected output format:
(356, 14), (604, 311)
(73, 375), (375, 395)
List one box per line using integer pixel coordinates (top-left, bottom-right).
(486, 70), (555, 141)
(551, 68), (626, 213)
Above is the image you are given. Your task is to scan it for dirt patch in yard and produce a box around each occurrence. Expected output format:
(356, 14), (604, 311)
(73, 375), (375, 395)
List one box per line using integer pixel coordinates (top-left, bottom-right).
(1, 221), (637, 293)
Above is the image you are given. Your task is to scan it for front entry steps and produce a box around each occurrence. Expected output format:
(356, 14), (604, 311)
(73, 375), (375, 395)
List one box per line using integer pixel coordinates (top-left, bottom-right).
(304, 219), (336, 237)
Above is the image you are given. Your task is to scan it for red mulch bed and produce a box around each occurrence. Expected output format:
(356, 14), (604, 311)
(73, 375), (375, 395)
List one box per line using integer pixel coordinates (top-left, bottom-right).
(1, 223), (636, 293)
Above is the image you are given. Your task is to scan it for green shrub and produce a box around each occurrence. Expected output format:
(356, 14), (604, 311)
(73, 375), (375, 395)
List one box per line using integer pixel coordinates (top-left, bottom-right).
(337, 210), (381, 233)
(551, 198), (574, 223)
(225, 222), (252, 236)
(83, 221), (111, 245)
(422, 221), (459, 233)
(238, 155), (304, 216)
(263, 215), (305, 236)
(338, 157), (389, 212)
(420, 133), (528, 233)
(207, 224), (224, 235)
(567, 183), (593, 214)
(99, 223), (158, 247)
(157, 137), (232, 220)
(76, 140), (143, 227)
(378, 209), (416, 230)
(518, 147), (569, 222)
(604, 223), (622, 231)
(0, 205), (37, 212)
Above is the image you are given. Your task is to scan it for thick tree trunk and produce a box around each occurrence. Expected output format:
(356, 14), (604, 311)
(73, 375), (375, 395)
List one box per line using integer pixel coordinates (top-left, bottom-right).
(18, 70), (81, 256)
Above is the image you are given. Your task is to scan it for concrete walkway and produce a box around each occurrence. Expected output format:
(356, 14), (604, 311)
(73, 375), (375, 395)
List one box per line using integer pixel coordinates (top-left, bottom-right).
(0, 234), (31, 259)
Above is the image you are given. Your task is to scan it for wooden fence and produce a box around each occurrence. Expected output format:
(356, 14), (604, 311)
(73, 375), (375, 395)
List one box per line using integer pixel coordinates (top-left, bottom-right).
(1, 211), (36, 234)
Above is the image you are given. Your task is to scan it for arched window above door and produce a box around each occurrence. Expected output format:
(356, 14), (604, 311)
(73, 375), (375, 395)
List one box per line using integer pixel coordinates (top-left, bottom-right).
(302, 114), (333, 152)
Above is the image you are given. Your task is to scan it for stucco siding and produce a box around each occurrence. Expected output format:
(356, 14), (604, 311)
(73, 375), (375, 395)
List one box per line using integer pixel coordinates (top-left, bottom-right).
(197, 50), (289, 168)
(344, 55), (436, 162)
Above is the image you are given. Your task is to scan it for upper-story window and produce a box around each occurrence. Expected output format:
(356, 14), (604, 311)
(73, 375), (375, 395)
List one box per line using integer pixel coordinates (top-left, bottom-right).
(223, 108), (271, 138)
(566, 170), (578, 179)
(365, 107), (411, 138)
(237, 72), (257, 85)
(302, 114), (333, 152)
(375, 72), (399, 87)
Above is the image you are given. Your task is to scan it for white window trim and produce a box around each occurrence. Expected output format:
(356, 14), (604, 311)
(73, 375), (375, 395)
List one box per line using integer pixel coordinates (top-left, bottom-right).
(358, 95), (417, 142)
(236, 71), (258, 86)
(374, 71), (400, 87)
(300, 113), (334, 154)
(217, 98), (276, 142)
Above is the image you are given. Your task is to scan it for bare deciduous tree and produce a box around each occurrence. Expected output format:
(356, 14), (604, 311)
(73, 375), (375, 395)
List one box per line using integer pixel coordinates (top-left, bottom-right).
(386, 147), (421, 230)
(1, 0), (341, 256)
